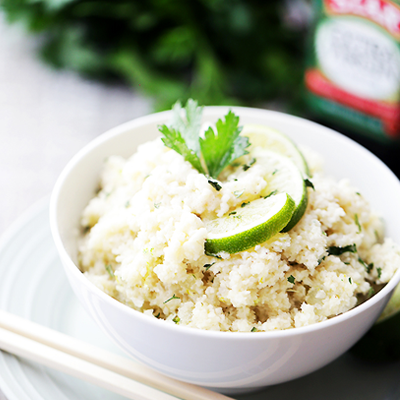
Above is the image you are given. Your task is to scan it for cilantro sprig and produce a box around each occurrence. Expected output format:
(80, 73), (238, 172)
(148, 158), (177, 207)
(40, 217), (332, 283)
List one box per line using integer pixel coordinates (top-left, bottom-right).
(159, 100), (250, 179)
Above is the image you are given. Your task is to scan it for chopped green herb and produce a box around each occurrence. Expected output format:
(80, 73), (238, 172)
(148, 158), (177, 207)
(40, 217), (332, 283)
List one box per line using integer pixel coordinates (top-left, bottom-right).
(327, 244), (357, 256)
(354, 214), (361, 233)
(272, 169), (278, 175)
(264, 190), (278, 199)
(229, 211), (237, 216)
(155, 313), (161, 318)
(154, 202), (161, 209)
(367, 287), (375, 297)
(304, 178), (315, 190)
(348, 277), (352, 284)
(358, 258), (373, 274)
(164, 294), (180, 304)
(208, 179), (222, 191)
(233, 215), (242, 219)
(159, 100), (249, 179)
(251, 327), (258, 332)
(105, 264), (115, 279)
(317, 256), (326, 265)
(357, 257), (374, 274)
(241, 202), (249, 208)
(172, 316), (180, 324)
(233, 189), (244, 198)
(203, 262), (215, 271)
(243, 158), (256, 171)
(288, 275), (295, 284)
(356, 192), (361, 196)
(377, 267), (382, 279)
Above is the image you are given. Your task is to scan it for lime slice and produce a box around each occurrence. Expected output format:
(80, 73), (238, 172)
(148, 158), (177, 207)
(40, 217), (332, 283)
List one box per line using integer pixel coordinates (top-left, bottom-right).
(204, 192), (295, 255)
(377, 283), (400, 323)
(351, 284), (400, 361)
(252, 148), (308, 232)
(242, 124), (310, 177)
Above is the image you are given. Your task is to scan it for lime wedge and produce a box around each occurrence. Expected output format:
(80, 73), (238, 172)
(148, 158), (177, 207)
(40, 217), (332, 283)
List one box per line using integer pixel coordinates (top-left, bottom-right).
(242, 124), (310, 177)
(204, 192), (295, 255)
(351, 284), (400, 361)
(253, 148), (308, 232)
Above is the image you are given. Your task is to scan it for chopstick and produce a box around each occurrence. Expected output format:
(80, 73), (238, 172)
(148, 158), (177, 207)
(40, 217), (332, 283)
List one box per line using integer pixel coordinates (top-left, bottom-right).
(0, 310), (233, 400)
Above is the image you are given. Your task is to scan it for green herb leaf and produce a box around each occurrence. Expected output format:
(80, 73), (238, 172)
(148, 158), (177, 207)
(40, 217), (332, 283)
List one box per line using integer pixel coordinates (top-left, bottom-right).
(264, 190), (278, 199)
(105, 264), (115, 279)
(251, 327), (258, 332)
(304, 178), (315, 190)
(172, 315), (180, 323)
(159, 124), (205, 174)
(354, 214), (361, 233)
(163, 294), (180, 304)
(317, 256), (326, 265)
(170, 99), (203, 156)
(377, 267), (382, 279)
(288, 275), (295, 284)
(199, 110), (249, 178)
(159, 101), (249, 179)
(327, 244), (357, 256)
(208, 179), (222, 191)
(243, 158), (256, 171)
(203, 262), (215, 271)
(358, 258), (373, 273)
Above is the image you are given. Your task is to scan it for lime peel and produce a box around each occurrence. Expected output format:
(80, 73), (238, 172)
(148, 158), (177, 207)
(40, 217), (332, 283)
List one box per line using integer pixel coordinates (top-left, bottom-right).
(252, 148), (308, 232)
(241, 124), (310, 177)
(204, 193), (295, 255)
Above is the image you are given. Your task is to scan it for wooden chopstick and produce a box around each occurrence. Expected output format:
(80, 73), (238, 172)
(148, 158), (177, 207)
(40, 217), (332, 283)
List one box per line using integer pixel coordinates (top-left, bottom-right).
(0, 310), (233, 400)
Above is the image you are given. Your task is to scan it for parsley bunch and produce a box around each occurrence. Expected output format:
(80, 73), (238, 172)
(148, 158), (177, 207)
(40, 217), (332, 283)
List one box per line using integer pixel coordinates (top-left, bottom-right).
(0, 0), (308, 111)
(159, 99), (249, 179)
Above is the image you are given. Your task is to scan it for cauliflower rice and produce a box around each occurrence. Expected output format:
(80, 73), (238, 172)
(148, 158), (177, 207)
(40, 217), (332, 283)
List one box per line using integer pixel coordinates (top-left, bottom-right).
(78, 136), (400, 332)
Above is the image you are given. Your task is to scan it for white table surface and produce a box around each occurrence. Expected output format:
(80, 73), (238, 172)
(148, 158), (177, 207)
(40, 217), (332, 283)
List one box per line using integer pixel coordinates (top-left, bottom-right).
(0, 14), (151, 399)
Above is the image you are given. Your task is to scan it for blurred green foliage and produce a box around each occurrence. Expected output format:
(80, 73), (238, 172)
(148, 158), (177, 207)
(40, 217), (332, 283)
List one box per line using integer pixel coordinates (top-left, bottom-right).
(0, 0), (309, 111)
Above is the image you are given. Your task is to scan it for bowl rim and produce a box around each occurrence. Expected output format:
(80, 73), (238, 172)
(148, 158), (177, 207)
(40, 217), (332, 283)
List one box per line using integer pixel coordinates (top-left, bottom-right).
(50, 105), (400, 341)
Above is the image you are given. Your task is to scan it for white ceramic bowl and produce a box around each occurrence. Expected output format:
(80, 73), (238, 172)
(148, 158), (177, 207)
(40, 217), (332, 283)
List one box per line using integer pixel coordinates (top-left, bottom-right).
(50, 107), (400, 394)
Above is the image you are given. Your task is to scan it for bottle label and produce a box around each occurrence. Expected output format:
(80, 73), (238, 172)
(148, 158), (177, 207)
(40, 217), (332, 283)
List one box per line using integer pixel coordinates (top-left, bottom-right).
(306, 0), (400, 139)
